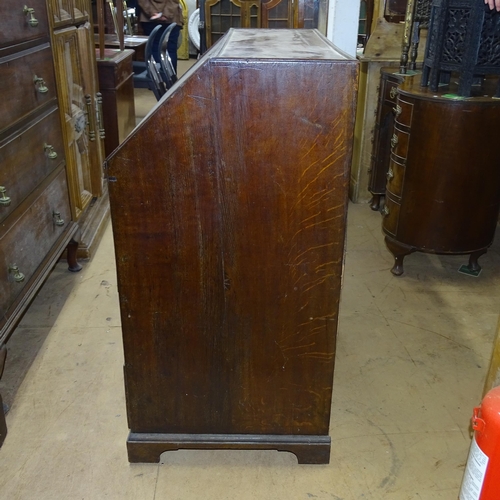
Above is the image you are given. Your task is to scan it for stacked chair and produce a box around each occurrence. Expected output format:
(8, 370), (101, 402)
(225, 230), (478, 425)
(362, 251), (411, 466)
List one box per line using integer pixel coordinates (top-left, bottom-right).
(133, 23), (178, 100)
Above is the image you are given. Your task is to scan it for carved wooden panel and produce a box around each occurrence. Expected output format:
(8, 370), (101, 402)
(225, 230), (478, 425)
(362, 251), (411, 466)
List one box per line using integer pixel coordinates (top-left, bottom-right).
(51, 27), (94, 219)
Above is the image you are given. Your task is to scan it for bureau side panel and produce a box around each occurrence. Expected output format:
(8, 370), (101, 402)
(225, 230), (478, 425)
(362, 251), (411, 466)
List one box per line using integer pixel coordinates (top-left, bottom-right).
(108, 63), (227, 435)
(211, 59), (357, 435)
(108, 58), (358, 437)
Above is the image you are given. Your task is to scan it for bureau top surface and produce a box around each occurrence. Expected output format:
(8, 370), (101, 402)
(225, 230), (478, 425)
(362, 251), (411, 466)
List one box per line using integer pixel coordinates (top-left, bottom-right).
(215, 29), (353, 61)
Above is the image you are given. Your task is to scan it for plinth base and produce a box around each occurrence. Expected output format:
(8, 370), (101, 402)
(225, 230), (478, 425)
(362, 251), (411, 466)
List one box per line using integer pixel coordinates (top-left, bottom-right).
(127, 433), (331, 464)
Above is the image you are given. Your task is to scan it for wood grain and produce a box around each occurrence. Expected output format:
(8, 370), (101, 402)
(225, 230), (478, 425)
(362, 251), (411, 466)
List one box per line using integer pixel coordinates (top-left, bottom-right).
(108, 29), (358, 462)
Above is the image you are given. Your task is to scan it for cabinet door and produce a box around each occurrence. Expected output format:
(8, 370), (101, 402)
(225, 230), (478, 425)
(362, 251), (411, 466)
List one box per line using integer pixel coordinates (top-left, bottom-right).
(296, 0), (318, 28)
(242, 0), (261, 28)
(52, 26), (101, 219)
(76, 22), (105, 197)
(205, 0), (243, 47)
(261, 0), (293, 28)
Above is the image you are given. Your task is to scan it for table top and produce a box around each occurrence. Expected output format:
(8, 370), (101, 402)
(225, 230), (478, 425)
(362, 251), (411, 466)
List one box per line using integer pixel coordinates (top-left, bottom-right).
(94, 34), (148, 48)
(215, 29), (354, 61)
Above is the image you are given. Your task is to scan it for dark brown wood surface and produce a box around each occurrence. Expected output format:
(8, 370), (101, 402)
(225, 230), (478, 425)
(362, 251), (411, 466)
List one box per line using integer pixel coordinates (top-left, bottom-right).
(97, 49), (136, 157)
(0, 105), (64, 224)
(0, 44), (57, 134)
(0, 167), (72, 319)
(0, 0), (50, 50)
(383, 76), (500, 275)
(368, 68), (406, 210)
(108, 29), (358, 463)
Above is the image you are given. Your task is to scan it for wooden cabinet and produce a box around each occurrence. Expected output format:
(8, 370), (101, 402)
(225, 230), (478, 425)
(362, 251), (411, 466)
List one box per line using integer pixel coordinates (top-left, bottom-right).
(96, 49), (136, 157)
(382, 76), (500, 275)
(203, 0), (320, 48)
(107, 29), (357, 464)
(368, 67), (407, 211)
(46, 0), (108, 257)
(0, 0), (81, 443)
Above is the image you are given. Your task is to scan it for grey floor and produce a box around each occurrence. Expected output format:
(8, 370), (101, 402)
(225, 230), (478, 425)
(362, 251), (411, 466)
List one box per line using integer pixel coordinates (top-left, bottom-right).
(0, 63), (498, 499)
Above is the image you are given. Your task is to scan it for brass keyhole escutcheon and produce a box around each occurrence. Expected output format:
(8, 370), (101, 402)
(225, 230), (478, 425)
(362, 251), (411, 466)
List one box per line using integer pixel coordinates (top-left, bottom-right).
(9, 264), (25, 283)
(44, 143), (58, 159)
(53, 211), (65, 227)
(390, 87), (398, 99)
(387, 168), (394, 181)
(391, 133), (399, 149)
(381, 206), (390, 217)
(33, 75), (48, 94)
(23, 6), (39, 27)
(0, 186), (11, 207)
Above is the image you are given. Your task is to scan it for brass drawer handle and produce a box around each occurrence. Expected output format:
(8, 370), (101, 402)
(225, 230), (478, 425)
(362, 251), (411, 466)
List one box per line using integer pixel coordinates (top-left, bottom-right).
(52, 211), (65, 226)
(389, 87), (398, 99)
(382, 206), (390, 217)
(44, 144), (58, 159)
(0, 186), (11, 207)
(386, 168), (394, 181)
(85, 95), (96, 142)
(23, 5), (39, 27)
(33, 75), (48, 94)
(96, 92), (105, 139)
(391, 133), (399, 149)
(392, 105), (402, 118)
(9, 264), (25, 283)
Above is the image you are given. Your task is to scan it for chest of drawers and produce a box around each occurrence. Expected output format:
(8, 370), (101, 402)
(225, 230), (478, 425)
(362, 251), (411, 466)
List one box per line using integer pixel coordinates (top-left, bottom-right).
(382, 76), (500, 275)
(0, 0), (81, 445)
(369, 67), (407, 211)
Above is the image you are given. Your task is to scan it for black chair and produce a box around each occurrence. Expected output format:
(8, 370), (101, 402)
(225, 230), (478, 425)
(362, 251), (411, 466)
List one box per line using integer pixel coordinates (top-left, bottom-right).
(158, 23), (178, 89)
(133, 24), (166, 99)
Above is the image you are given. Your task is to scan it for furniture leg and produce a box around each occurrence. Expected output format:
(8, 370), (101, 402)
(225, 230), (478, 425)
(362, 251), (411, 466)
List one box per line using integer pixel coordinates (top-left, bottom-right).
(67, 239), (82, 273)
(369, 194), (382, 211)
(467, 249), (487, 273)
(384, 236), (415, 276)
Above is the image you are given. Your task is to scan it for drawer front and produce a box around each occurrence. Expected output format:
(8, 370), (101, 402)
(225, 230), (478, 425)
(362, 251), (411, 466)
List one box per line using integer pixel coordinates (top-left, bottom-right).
(0, 1), (50, 49)
(0, 169), (71, 317)
(384, 80), (399, 104)
(395, 97), (414, 127)
(382, 196), (400, 237)
(386, 157), (405, 198)
(0, 44), (57, 133)
(390, 127), (410, 160)
(0, 107), (64, 223)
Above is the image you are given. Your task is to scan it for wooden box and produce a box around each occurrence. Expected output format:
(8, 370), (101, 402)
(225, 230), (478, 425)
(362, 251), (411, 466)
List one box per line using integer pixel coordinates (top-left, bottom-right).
(107, 29), (358, 464)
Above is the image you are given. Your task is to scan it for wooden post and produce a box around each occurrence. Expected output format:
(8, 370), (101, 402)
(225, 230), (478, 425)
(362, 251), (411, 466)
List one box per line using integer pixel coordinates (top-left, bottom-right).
(117, 0), (125, 51)
(483, 314), (500, 396)
(97, 0), (106, 60)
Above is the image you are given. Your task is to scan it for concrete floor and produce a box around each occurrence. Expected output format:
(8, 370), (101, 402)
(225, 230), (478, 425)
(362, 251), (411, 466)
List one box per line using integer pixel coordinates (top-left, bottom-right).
(0, 63), (499, 499)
